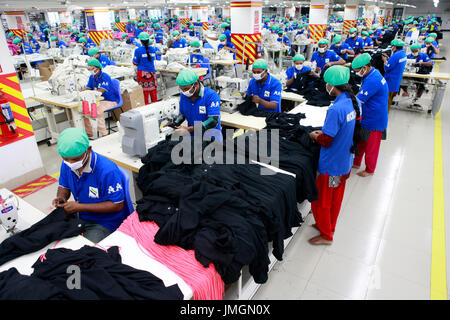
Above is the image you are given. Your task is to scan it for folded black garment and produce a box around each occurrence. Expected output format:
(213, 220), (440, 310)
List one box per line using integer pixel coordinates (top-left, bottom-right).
(0, 246), (184, 300)
(237, 96), (276, 117)
(0, 207), (85, 267)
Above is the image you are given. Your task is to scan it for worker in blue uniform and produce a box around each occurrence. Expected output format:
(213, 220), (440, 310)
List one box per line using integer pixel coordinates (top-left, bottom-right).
(154, 23), (164, 44)
(277, 30), (292, 55)
(168, 68), (222, 141)
(122, 33), (141, 47)
(54, 127), (129, 243)
(88, 47), (116, 68)
(351, 53), (389, 177)
(285, 54), (316, 90)
(135, 23), (145, 38)
(361, 31), (373, 49)
(186, 41), (211, 80)
(125, 20), (136, 35)
(422, 34), (439, 58)
(344, 28), (364, 53)
(13, 37), (34, 54)
(51, 36), (68, 48)
(26, 33), (40, 52)
(330, 35), (354, 61)
(217, 34), (237, 60)
(383, 39), (407, 111)
(78, 37), (96, 55)
(171, 30), (188, 48)
(311, 38), (345, 74)
(246, 58), (282, 113)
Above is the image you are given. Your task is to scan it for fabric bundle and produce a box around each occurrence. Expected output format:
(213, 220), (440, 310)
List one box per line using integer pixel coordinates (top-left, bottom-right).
(118, 212), (225, 300)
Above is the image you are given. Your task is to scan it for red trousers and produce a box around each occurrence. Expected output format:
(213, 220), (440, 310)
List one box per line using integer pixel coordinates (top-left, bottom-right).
(137, 70), (158, 105)
(353, 130), (382, 174)
(311, 173), (348, 241)
(142, 87), (158, 105)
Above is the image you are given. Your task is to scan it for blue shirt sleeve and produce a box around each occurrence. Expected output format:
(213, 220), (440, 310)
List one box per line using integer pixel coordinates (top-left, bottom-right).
(269, 80), (282, 103)
(58, 163), (70, 189)
(286, 67), (294, 79)
(330, 51), (341, 62)
(87, 75), (94, 89)
(206, 92), (221, 116)
(311, 51), (318, 62)
(132, 48), (140, 65)
(247, 79), (255, 96)
(101, 168), (125, 203)
(322, 108), (340, 138)
(385, 53), (398, 72)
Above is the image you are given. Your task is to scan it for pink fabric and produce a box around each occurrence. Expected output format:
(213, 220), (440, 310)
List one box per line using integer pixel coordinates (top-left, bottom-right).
(118, 211), (225, 300)
(112, 32), (122, 39)
(84, 100), (117, 137)
(8, 43), (20, 56)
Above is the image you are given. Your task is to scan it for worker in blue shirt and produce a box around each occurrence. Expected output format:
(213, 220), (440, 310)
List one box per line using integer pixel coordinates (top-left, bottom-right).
(122, 33), (141, 47)
(84, 34), (95, 46)
(330, 35), (354, 61)
(263, 19), (270, 30)
(82, 58), (121, 137)
(277, 30), (292, 55)
(133, 32), (161, 104)
(401, 43), (434, 108)
(154, 23), (164, 44)
(344, 28), (364, 53)
(247, 59), (282, 113)
(50, 36), (67, 48)
(361, 31), (373, 49)
(54, 127), (129, 243)
(351, 53), (389, 177)
(419, 27), (429, 38)
(383, 39), (407, 111)
(13, 37), (34, 54)
(217, 34), (237, 57)
(125, 20), (136, 35)
(88, 47), (116, 68)
(135, 23), (145, 38)
(205, 22), (231, 44)
(186, 41), (211, 80)
(373, 25), (382, 37)
(25, 33), (40, 52)
(422, 34), (439, 58)
(171, 30), (188, 48)
(311, 38), (345, 74)
(78, 37), (96, 55)
(285, 54), (316, 90)
(40, 28), (50, 47)
(308, 65), (360, 245)
(168, 68), (222, 141)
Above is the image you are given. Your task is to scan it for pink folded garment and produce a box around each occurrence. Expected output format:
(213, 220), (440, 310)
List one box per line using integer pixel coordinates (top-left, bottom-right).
(118, 211), (225, 300)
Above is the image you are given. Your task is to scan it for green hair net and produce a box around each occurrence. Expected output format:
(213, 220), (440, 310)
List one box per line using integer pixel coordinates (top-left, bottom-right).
(57, 128), (89, 158)
(12, 37), (21, 44)
(87, 58), (102, 69)
(88, 47), (100, 56)
(390, 39), (404, 47)
(176, 68), (199, 86)
(78, 37), (87, 43)
(318, 38), (329, 45)
(351, 53), (371, 69)
(252, 58), (268, 70)
(218, 34), (227, 41)
(324, 65), (350, 86)
(348, 27), (357, 33)
(293, 54), (305, 62)
(138, 32), (150, 41)
(425, 36), (434, 43)
(410, 43), (422, 50)
(190, 40), (201, 47)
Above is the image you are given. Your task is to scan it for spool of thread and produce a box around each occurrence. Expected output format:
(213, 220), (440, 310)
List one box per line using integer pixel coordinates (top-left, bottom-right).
(82, 100), (89, 115)
(90, 103), (97, 118)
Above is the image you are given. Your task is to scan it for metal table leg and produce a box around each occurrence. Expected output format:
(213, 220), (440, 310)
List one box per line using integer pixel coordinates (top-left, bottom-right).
(43, 104), (59, 145)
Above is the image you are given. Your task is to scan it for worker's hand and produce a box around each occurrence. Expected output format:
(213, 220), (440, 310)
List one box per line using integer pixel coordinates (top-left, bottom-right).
(309, 130), (322, 141)
(62, 201), (81, 215)
(175, 126), (190, 134)
(251, 95), (260, 104)
(52, 197), (66, 208)
(324, 62), (331, 68)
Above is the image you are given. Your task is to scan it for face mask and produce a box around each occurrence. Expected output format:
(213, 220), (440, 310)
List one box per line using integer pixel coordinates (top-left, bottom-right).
(413, 51), (419, 57)
(253, 70), (265, 80)
(335, 42), (341, 47)
(357, 67), (365, 77)
(220, 41), (226, 45)
(350, 33), (356, 38)
(326, 85), (334, 96)
(181, 83), (196, 97)
(318, 47), (326, 53)
(295, 64), (303, 71)
(64, 152), (87, 171)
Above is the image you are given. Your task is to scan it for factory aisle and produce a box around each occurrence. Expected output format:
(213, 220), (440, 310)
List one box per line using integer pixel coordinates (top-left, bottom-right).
(17, 33), (450, 300)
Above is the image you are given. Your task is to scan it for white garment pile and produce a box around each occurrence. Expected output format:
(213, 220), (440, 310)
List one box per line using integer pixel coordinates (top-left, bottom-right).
(103, 65), (134, 78)
(119, 79), (140, 94)
(166, 62), (187, 72)
(79, 89), (103, 104)
(111, 44), (136, 63)
(48, 56), (91, 95)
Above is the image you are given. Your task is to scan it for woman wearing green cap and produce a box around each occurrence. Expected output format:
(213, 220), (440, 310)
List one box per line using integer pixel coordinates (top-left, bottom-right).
(351, 53), (389, 177)
(54, 127), (129, 243)
(361, 31), (373, 49)
(285, 54), (315, 89)
(311, 38), (345, 73)
(125, 20), (136, 34)
(167, 68), (222, 141)
(133, 32), (161, 104)
(422, 35), (439, 58)
(81, 59), (121, 137)
(205, 22), (231, 44)
(330, 35), (354, 61)
(308, 65), (362, 245)
(171, 30), (188, 48)
(383, 39), (407, 111)
(246, 58), (282, 112)
(135, 22), (146, 39)
(88, 47), (116, 68)
(78, 37), (97, 55)
(25, 33), (41, 52)
(153, 23), (164, 44)
(344, 28), (364, 53)
(50, 36), (68, 49)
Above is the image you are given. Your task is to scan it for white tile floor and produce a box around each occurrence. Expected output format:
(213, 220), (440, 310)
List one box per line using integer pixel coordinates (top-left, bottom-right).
(18, 32), (450, 300)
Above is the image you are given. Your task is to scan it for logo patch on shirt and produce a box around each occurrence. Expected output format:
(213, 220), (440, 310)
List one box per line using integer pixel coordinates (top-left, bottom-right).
(381, 78), (386, 85)
(199, 106), (206, 114)
(89, 187), (99, 199)
(264, 91), (270, 97)
(325, 59), (330, 63)
(347, 110), (356, 122)
(108, 183), (123, 194)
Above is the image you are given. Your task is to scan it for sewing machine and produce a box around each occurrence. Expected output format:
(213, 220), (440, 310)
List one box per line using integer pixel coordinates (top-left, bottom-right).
(216, 76), (250, 113)
(404, 58), (420, 73)
(0, 190), (19, 235)
(121, 98), (179, 157)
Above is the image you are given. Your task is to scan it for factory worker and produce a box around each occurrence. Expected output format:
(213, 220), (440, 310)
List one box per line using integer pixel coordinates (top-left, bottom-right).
(122, 33), (141, 47)
(217, 34), (237, 60)
(344, 28), (364, 53)
(154, 23), (164, 44)
(6, 31), (15, 44)
(81, 59), (121, 138)
(135, 23), (145, 38)
(167, 68), (222, 141)
(125, 20), (136, 34)
(112, 27), (121, 39)
(383, 39), (407, 111)
(263, 19), (271, 30)
(351, 53), (389, 177)
(308, 65), (361, 245)
(78, 37), (96, 55)
(361, 31), (373, 49)
(285, 54), (315, 89)
(247, 58), (282, 113)
(172, 30), (188, 48)
(54, 128), (128, 243)
(330, 35), (354, 61)
(311, 38), (345, 74)
(181, 25), (188, 34)
(186, 41), (211, 80)
(25, 33), (40, 52)
(422, 35), (439, 58)
(133, 32), (161, 104)
(205, 23), (231, 44)
(419, 27), (429, 38)
(88, 47), (116, 68)
(83, 33), (95, 46)
(50, 36), (68, 49)
(400, 43), (433, 107)
(9, 38), (21, 56)
(13, 37), (34, 54)
(277, 30), (292, 55)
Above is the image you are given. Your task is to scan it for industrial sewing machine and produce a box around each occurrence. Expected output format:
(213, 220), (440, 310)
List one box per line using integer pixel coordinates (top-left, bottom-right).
(121, 98), (179, 157)
(216, 76), (250, 113)
(0, 190), (19, 235)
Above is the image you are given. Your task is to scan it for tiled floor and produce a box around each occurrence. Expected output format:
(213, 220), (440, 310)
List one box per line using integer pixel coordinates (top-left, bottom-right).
(17, 32), (450, 300)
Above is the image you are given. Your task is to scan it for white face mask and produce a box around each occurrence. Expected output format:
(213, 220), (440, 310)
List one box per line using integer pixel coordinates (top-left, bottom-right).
(349, 33), (356, 38)
(295, 64), (303, 71)
(318, 47), (326, 53)
(181, 83), (196, 97)
(64, 152), (88, 171)
(357, 67), (366, 77)
(220, 41), (226, 45)
(413, 51), (419, 57)
(326, 85), (334, 96)
(253, 70), (265, 80)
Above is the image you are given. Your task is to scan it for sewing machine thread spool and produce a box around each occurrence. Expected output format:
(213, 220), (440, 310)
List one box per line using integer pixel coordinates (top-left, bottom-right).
(90, 103), (98, 118)
(82, 101), (90, 115)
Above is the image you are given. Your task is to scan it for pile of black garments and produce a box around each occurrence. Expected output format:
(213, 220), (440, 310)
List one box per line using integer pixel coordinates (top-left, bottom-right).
(136, 138), (303, 284)
(0, 246), (183, 300)
(286, 74), (335, 107)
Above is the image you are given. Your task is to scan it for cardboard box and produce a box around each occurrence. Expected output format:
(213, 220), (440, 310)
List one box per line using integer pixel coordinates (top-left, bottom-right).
(112, 86), (145, 120)
(38, 63), (55, 81)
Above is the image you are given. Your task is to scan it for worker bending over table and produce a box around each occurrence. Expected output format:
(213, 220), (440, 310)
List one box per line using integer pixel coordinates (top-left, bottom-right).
(166, 68), (222, 141)
(311, 38), (346, 74)
(171, 30), (188, 48)
(133, 32), (161, 104)
(285, 54), (318, 90)
(88, 47), (116, 68)
(53, 128), (129, 243)
(383, 39), (407, 111)
(351, 53), (389, 177)
(308, 66), (362, 245)
(82, 59), (121, 138)
(247, 58), (282, 113)
(329, 35), (354, 61)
